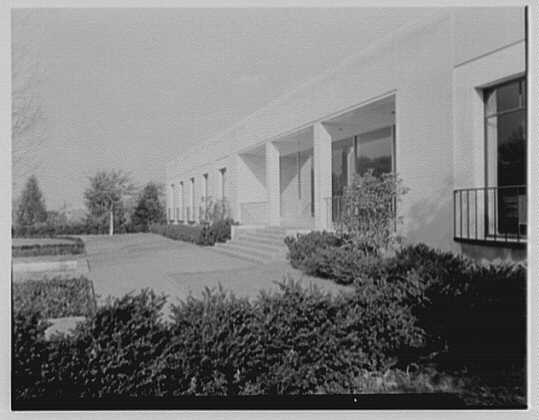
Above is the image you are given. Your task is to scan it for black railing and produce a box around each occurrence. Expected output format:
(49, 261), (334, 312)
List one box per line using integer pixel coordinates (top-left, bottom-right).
(454, 185), (526, 245)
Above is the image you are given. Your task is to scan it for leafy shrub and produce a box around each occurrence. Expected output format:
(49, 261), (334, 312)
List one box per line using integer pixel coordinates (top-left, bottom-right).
(12, 276), (97, 318)
(197, 218), (234, 246)
(12, 237), (85, 258)
(151, 219), (234, 247)
(12, 221), (105, 237)
(286, 235), (526, 375)
(12, 310), (50, 400)
(339, 169), (408, 252)
(431, 261), (526, 372)
(284, 231), (344, 269)
(149, 223), (203, 244)
(285, 232), (381, 284)
(199, 197), (232, 224)
(12, 280), (425, 400)
(75, 290), (170, 398)
(303, 246), (383, 285)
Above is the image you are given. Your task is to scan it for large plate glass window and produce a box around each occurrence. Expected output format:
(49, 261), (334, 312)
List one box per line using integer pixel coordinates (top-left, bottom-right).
(485, 78), (526, 237)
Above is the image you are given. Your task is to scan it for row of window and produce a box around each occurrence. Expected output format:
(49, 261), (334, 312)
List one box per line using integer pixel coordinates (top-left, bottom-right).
(168, 167), (227, 222)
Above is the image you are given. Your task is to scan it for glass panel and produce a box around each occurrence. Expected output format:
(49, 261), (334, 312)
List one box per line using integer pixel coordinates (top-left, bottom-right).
(496, 80), (521, 112)
(486, 108), (526, 235)
(497, 110), (526, 187)
(356, 127), (393, 177)
(331, 137), (353, 197)
(497, 110), (526, 235)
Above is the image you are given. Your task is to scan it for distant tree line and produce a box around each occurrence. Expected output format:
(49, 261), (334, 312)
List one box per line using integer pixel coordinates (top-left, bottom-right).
(13, 171), (166, 236)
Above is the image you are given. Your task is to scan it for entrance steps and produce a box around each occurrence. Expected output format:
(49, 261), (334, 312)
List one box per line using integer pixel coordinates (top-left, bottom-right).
(213, 226), (290, 264)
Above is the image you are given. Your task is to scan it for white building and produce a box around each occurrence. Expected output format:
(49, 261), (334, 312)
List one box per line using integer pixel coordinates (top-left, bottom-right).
(166, 7), (527, 260)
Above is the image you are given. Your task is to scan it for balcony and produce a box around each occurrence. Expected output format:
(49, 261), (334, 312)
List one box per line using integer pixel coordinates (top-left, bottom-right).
(454, 185), (526, 247)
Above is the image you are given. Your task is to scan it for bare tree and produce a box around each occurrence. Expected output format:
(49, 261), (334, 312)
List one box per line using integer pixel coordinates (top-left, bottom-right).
(12, 10), (46, 185)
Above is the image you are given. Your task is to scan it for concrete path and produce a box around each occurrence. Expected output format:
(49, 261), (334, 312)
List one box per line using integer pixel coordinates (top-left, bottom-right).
(82, 233), (350, 317)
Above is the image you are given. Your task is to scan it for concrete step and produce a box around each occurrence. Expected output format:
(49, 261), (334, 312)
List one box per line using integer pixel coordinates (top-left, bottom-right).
(235, 232), (286, 247)
(213, 243), (274, 264)
(223, 241), (285, 259)
(233, 238), (286, 254)
(215, 226), (291, 264)
(263, 226), (288, 233)
(242, 230), (286, 240)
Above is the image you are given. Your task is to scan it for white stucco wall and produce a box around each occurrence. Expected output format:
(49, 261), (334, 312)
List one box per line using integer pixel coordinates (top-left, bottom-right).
(166, 7), (526, 253)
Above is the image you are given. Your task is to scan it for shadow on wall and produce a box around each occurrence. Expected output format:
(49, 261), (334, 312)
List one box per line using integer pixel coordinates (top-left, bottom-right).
(242, 154), (266, 187)
(404, 175), (526, 262)
(402, 176), (454, 252)
(459, 242), (526, 262)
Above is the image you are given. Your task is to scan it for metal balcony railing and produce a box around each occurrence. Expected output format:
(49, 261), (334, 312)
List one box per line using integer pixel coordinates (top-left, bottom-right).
(454, 185), (526, 246)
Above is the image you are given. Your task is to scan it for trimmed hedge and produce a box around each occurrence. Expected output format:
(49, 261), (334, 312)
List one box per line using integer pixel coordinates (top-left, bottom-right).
(13, 276), (97, 318)
(149, 223), (203, 243)
(150, 218), (234, 246)
(285, 234), (527, 373)
(284, 232), (379, 284)
(12, 222), (104, 238)
(12, 237), (85, 258)
(13, 221), (151, 238)
(13, 280), (425, 399)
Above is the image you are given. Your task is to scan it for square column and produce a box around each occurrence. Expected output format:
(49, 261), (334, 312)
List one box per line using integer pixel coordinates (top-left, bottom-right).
(313, 122), (332, 230)
(178, 182), (184, 222)
(168, 184), (175, 224)
(172, 183), (178, 224)
(265, 141), (280, 226)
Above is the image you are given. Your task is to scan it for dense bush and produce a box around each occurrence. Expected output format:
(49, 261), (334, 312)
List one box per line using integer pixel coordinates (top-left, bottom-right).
(149, 223), (203, 243)
(13, 280), (425, 399)
(284, 231), (345, 269)
(285, 236), (527, 374)
(339, 170), (408, 252)
(150, 219), (234, 246)
(12, 237), (85, 258)
(13, 276), (97, 318)
(12, 310), (50, 400)
(12, 221), (105, 237)
(197, 218), (234, 246)
(285, 231), (379, 283)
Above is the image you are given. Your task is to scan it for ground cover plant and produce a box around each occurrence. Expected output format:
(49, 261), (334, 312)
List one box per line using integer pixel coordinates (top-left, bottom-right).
(149, 223), (203, 243)
(12, 281), (458, 402)
(13, 276), (97, 319)
(12, 221), (108, 237)
(284, 234), (526, 406)
(150, 218), (234, 246)
(12, 273), (525, 407)
(12, 237), (85, 258)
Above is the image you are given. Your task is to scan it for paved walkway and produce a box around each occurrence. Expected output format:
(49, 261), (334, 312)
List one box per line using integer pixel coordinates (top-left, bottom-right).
(82, 233), (350, 317)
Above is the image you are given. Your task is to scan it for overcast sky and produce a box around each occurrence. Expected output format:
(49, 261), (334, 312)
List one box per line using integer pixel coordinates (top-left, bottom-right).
(12, 7), (437, 210)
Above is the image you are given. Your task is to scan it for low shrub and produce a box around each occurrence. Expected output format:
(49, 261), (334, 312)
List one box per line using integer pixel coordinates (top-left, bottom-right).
(12, 310), (50, 400)
(197, 218), (234, 246)
(339, 169), (408, 252)
(284, 231), (345, 269)
(12, 276), (97, 318)
(12, 237), (85, 258)
(149, 223), (203, 244)
(12, 280), (424, 399)
(285, 232), (381, 284)
(286, 236), (527, 375)
(150, 219), (234, 247)
(73, 291), (170, 398)
(12, 221), (105, 237)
